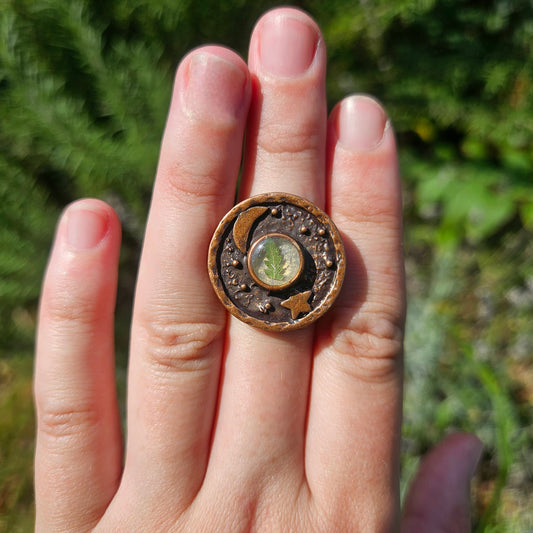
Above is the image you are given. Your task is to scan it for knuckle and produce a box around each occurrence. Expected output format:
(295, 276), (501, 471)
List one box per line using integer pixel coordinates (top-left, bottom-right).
(257, 120), (320, 159)
(38, 401), (99, 441)
(160, 158), (230, 207)
(138, 315), (223, 375)
(43, 287), (101, 331)
(338, 206), (400, 233)
(330, 310), (404, 383)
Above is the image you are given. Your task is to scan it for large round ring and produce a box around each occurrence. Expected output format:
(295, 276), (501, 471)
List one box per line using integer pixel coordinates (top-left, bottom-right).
(207, 193), (346, 331)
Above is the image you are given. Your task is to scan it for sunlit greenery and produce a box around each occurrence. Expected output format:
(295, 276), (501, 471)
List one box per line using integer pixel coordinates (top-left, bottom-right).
(1, 0), (532, 530)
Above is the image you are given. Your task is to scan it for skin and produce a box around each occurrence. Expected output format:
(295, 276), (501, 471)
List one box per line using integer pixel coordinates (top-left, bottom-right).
(34, 8), (482, 532)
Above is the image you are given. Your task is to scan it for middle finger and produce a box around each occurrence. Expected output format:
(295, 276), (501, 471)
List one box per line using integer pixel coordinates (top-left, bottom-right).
(209, 8), (327, 491)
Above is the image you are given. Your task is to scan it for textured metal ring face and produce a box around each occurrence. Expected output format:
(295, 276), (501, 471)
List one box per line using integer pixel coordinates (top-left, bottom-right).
(208, 193), (346, 331)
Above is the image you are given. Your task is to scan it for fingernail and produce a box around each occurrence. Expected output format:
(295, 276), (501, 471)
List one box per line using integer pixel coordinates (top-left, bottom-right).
(66, 207), (108, 250)
(259, 13), (318, 77)
(185, 52), (247, 120)
(337, 95), (388, 151)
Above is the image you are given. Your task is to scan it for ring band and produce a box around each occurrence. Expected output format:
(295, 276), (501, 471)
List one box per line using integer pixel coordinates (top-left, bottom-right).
(208, 193), (345, 331)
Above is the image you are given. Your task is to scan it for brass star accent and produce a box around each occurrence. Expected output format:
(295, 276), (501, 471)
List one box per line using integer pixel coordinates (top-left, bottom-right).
(281, 291), (312, 320)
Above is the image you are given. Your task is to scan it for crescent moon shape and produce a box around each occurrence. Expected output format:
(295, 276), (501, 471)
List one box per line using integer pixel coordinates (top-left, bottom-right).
(233, 206), (268, 253)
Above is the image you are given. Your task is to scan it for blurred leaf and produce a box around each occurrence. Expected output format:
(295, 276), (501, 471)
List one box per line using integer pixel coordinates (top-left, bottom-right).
(464, 188), (515, 244)
(520, 202), (533, 229)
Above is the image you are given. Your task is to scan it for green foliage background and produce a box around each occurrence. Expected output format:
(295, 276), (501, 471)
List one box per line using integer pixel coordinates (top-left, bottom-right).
(1, 0), (532, 530)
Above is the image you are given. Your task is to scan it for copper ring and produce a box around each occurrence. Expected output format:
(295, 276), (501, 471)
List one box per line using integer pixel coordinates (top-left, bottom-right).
(207, 192), (346, 331)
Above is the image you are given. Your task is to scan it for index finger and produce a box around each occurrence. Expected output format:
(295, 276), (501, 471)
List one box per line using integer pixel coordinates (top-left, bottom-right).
(122, 46), (251, 511)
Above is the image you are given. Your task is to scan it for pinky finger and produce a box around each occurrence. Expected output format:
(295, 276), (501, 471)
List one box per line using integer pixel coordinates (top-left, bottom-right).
(34, 200), (122, 532)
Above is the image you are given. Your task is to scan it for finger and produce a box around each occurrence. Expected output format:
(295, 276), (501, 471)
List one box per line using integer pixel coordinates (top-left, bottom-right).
(34, 200), (122, 532)
(240, 7), (327, 201)
(122, 46), (251, 510)
(402, 433), (483, 533)
(208, 7), (327, 490)
(305, 96), (405, 529)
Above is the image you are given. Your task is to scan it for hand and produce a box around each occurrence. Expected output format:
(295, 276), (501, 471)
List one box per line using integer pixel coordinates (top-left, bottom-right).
(34, 7), (481, 532)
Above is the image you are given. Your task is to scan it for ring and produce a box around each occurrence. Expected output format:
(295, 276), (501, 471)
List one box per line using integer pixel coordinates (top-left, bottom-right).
(208, 193), (346, 331)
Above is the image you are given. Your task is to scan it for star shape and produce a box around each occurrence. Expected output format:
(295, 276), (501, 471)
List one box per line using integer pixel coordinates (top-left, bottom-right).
(281, 291), (312, 320)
